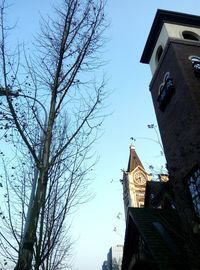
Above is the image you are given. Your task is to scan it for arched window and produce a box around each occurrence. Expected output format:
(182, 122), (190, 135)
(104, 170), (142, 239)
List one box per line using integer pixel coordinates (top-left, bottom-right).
(182, 31), (199, 41)
(189, 55), (200, 62)
(156, 45), (163, 64)
(189, 55), (200, 76)
(157, 72), (174, 111)
(158, 83), (164, 96)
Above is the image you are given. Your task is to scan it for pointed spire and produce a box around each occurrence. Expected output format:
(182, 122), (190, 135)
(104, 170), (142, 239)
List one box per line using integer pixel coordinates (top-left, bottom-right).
(127, 145), (144, 172)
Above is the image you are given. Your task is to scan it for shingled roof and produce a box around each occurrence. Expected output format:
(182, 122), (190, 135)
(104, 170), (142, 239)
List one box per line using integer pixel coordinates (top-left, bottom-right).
(122, 208), (188, 270)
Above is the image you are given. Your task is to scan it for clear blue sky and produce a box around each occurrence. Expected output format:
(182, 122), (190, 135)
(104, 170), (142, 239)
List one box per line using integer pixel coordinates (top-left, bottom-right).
(4, 1), (200, 270)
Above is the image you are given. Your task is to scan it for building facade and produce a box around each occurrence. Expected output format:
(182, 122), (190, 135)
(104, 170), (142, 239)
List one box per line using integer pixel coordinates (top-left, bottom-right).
(102, 245), (123, 270)
(122, 145), (152, 217)
(122, 9), (200, 270)
(141, 9), (200, 268)
(102, 260), (109, 270)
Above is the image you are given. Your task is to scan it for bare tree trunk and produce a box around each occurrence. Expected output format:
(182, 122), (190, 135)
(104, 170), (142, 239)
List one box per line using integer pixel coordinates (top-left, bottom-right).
(15, 171), (48, 270)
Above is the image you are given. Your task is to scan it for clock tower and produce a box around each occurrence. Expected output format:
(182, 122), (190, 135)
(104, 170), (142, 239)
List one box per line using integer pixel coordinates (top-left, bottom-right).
(141, 9), (200, 267)
(122, 145), (151, 218)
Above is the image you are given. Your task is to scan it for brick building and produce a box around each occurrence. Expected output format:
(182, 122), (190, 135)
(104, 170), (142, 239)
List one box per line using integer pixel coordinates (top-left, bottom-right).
(122, 9), (200, 270)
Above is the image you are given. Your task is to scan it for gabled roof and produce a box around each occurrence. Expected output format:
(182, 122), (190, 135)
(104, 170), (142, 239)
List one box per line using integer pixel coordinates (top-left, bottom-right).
(140, 9), (200, 64)
(127, 145), (144, 172)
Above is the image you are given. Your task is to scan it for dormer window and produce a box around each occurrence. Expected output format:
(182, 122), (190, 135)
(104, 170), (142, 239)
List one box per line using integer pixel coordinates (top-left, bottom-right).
(182, 31), (199, 41)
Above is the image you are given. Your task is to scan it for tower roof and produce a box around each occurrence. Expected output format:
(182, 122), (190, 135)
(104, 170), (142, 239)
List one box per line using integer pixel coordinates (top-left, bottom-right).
(127, 145), (144, 172)
(140, 9), (200, 64)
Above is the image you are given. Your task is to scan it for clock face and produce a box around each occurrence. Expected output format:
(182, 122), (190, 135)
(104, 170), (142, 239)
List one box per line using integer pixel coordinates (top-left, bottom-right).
(134, 171), (146, 185)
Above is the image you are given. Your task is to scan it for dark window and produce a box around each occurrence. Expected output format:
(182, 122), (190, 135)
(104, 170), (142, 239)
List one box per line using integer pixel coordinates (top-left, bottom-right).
(188, 169), (200, 217)
(157, 72), (175, 111)
(189, 55), (200, 76)
(156, 45), (163, 64)
(182, 31), (199, 41)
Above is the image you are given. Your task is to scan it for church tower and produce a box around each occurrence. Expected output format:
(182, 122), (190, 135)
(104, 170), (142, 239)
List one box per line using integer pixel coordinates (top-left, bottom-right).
(122, 145), (151, 218)
(140, 9), (200, 267)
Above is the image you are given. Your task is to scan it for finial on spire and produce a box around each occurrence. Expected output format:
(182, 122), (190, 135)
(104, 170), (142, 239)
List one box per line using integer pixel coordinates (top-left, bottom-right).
(130, 144), (135, 150)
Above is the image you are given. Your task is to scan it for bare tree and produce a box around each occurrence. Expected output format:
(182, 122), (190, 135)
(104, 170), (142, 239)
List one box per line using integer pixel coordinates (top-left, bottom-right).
(0, 148), (77, 270)
(0, 0), (107, 269)
(131, 124), (168, 179)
